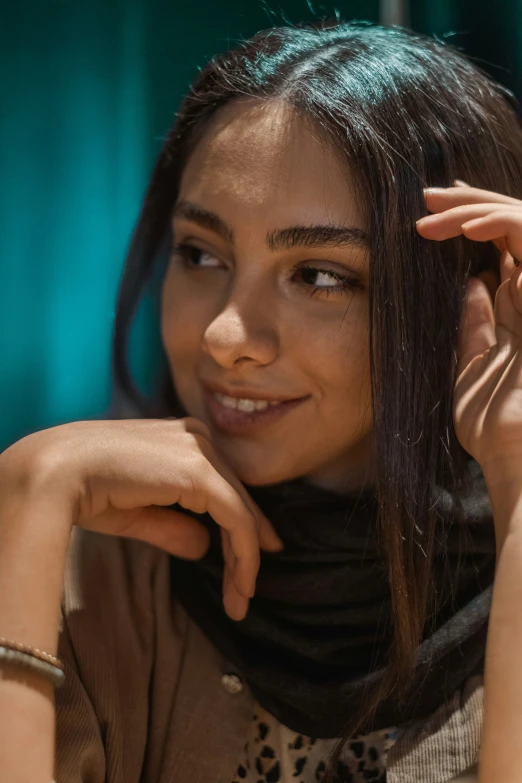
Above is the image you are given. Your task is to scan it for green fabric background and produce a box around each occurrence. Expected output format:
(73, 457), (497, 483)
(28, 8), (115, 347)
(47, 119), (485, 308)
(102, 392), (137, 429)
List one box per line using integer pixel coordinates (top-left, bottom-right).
(1, 1), (520, 450)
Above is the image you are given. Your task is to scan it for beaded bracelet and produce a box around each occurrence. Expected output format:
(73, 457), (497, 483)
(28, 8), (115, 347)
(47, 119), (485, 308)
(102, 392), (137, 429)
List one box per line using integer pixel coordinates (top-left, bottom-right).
(0, 639), (65, 688)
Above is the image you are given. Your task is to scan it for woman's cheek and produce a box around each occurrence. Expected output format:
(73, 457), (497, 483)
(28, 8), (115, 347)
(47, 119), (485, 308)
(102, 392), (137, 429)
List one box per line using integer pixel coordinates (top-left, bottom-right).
(161, 282), (212, 355)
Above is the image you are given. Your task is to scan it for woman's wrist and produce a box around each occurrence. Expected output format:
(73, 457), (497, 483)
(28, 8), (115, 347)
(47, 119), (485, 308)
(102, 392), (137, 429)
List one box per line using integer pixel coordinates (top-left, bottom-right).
(479, 528), (522, 782)
(474, 464), (522, 782)
(0, 452), (74, 783)
(0, 460), (74, 655)
(480, 462), (522, 558)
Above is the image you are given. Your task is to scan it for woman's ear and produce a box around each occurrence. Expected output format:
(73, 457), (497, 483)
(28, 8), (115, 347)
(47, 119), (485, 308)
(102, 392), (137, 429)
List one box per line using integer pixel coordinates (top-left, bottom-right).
(475, 267), (501, 305)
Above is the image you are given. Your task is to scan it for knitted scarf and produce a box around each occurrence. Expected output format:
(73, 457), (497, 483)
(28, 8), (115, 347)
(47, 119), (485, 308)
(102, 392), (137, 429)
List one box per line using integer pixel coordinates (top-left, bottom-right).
(169, 457), (495, 738)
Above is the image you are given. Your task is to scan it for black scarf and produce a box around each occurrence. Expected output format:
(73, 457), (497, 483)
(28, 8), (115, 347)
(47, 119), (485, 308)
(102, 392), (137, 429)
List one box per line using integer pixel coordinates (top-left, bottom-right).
(169, 457), (496, 738)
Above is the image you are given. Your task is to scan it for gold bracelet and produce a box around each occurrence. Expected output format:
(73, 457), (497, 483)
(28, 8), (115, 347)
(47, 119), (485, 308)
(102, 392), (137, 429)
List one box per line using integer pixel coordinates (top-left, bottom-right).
(0, 638), (64, 671)
(0, 639), (65, 688)
(0, 646), (64, 687)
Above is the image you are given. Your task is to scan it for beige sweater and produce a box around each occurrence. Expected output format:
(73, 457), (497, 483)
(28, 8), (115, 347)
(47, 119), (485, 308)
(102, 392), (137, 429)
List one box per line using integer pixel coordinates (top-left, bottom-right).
(54, 527), (482, 782)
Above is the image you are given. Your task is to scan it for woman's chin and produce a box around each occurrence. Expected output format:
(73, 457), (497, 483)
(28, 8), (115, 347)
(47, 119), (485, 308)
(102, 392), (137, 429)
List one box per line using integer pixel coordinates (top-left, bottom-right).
(209, 436), (306, 487)
(224, 454), (299, 488)
(235, 465), (290, 488)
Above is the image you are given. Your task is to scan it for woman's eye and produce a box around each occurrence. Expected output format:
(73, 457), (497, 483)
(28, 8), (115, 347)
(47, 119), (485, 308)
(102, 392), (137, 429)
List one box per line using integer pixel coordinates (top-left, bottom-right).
(294, 265), (363, 298)
(172, 243), (222, 268)
(172, 244), (363, 298)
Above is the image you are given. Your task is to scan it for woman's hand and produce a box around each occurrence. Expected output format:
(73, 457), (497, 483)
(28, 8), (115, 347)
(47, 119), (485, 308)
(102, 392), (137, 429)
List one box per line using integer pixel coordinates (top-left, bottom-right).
(416, 182), (522, 484)
(417, 185), (522, 783)
(2, 417), (283, 621)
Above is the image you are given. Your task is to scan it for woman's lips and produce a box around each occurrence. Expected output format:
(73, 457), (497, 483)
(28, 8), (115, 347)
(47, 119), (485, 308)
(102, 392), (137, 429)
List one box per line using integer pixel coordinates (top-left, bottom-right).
(203, 388), (310, 435)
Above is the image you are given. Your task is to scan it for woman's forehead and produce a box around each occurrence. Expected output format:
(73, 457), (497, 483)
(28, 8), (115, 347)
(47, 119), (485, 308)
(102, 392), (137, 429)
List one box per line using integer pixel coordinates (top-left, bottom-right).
(179, 99), (365, 231)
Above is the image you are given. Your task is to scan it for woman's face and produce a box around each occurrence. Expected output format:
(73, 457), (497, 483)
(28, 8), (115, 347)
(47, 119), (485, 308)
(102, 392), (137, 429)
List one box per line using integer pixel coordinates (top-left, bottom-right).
(161, 98), (374, 492)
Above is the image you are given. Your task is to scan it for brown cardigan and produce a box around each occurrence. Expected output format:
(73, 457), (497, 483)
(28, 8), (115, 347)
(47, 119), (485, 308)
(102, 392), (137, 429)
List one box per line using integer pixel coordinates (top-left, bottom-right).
(54, 528), (481, 783)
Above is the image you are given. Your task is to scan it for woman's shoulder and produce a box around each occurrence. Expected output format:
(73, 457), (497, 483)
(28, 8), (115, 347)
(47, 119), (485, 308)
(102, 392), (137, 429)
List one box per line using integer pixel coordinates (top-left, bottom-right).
(58, 527), (189, 684)
(61, 527), (168, 615)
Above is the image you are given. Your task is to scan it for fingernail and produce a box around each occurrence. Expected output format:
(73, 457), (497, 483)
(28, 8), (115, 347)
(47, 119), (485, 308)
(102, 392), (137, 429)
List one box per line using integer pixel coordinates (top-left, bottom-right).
(265, 520), (284, 549)
(454, 179), (469, 186)
(224, 589), (248, 621)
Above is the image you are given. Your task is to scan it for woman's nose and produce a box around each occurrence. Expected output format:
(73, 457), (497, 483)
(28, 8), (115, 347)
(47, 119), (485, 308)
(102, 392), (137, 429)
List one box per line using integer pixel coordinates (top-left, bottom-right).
(201, 298), (279, 369)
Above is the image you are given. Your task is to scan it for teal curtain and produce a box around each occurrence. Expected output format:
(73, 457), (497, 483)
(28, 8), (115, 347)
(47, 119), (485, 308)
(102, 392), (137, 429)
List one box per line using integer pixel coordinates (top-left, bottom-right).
(0, 0), (378, 451)
(411, 2), (522, 100)
(1, 0), (519, 451)
(1, 0), (152, 449)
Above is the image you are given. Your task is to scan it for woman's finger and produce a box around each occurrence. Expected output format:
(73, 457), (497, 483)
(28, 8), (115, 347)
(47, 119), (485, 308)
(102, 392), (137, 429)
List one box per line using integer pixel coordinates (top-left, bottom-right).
(500, 248), (519, 284)
(221, 528), (250, 620)
(209, 479), (261, 599)
(108, 504), (211, 559)
(417, 203), (522, 241)
(417, 191), (521, 284)
(222, 475), (283, 554)
(181, 463), (261, 601)
(178, 422), (283, 616)
(207, 448), (284, 553)
(423, 185), (522, 212)
(460, 212), (522, 263)
(457, 277), (496, 379)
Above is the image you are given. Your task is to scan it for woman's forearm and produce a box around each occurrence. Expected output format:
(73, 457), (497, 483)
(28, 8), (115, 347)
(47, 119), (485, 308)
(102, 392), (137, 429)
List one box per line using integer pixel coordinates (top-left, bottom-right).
(0, 444), (74, 782)
(478, 470), (522, 783)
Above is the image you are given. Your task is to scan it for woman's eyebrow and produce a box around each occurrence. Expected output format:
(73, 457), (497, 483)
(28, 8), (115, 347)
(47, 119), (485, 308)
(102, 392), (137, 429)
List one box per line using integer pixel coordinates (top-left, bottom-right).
(172, 200), (369, 249)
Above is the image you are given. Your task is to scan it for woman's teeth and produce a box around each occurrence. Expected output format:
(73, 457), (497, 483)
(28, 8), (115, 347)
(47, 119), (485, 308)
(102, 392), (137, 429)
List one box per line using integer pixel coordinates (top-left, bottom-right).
(214, 392), (282, 412)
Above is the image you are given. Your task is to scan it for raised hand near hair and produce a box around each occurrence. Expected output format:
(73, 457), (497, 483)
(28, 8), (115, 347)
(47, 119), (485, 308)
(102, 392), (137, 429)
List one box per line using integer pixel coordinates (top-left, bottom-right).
(417, 183), (522, 483)
(1, 417), (283, 621)
(417, 183), (522, 783)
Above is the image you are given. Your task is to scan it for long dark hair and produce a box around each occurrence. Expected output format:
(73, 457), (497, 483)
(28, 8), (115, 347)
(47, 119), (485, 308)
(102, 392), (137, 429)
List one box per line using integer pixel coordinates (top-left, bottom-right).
(110, 19), (522, 777)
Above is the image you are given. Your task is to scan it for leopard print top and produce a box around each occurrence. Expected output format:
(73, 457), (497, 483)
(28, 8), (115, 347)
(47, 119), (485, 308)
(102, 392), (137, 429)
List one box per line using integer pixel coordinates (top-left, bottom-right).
(231, 701), (399, 783)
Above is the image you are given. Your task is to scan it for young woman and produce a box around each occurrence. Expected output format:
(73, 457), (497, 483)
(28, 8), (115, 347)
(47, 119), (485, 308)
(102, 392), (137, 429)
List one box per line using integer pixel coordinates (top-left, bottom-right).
(1, 19), (522, 783)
